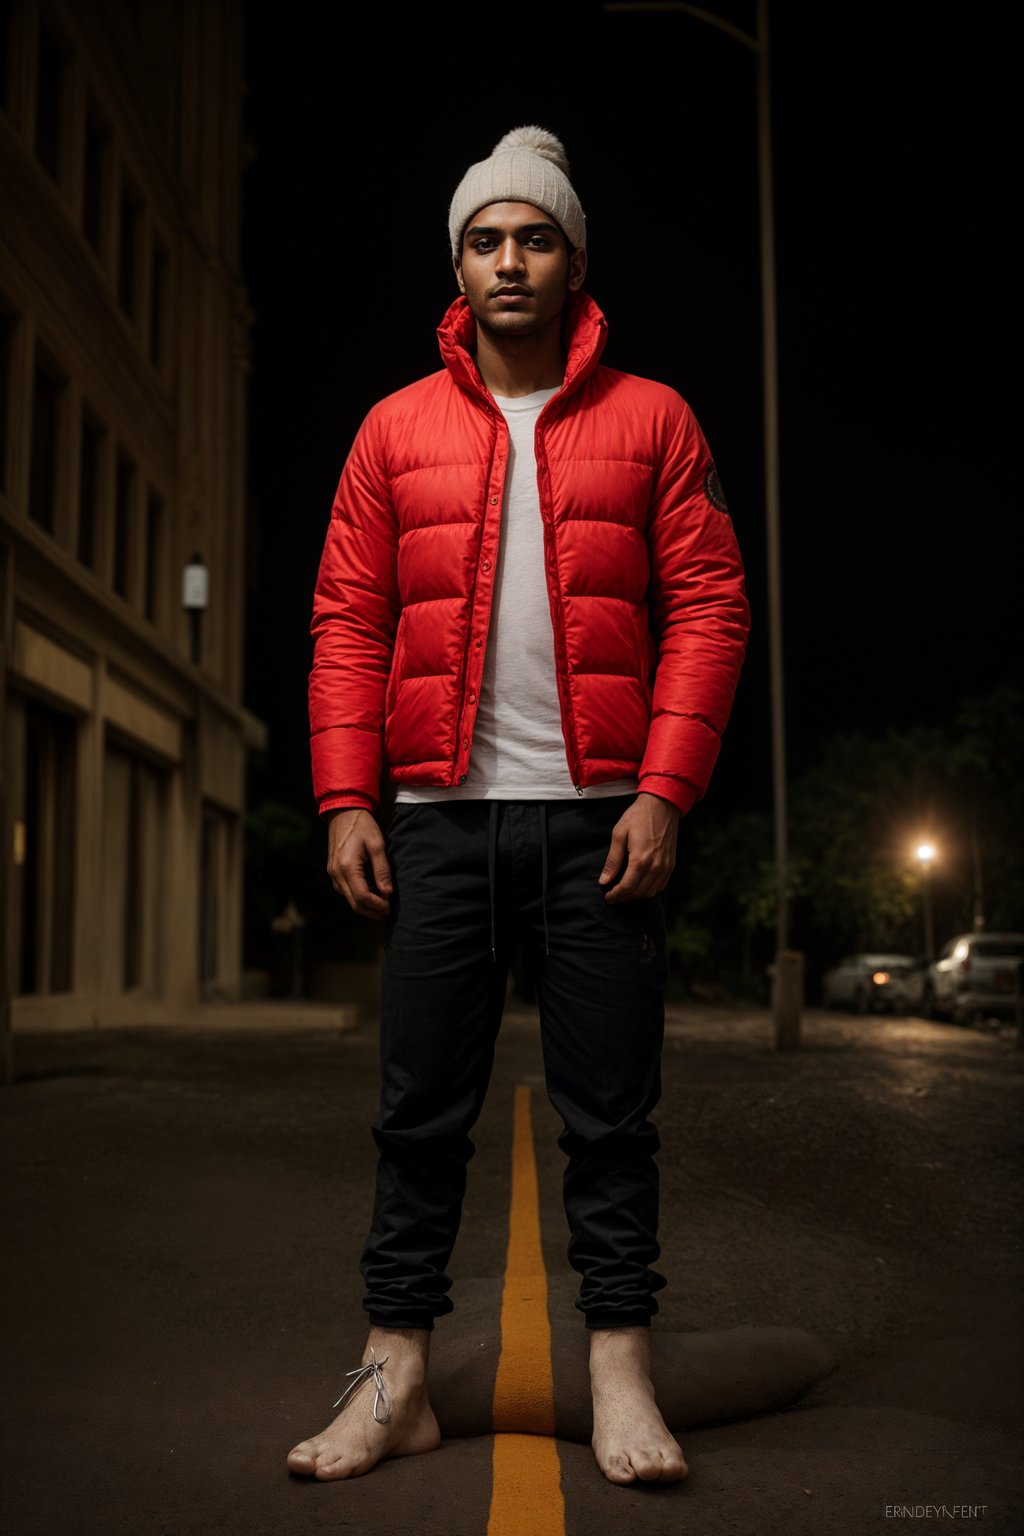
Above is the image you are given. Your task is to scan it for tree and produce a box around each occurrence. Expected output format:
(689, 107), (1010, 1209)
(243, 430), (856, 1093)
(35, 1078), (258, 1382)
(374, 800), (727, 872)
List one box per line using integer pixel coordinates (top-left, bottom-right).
(672, 687), (1024, 1002)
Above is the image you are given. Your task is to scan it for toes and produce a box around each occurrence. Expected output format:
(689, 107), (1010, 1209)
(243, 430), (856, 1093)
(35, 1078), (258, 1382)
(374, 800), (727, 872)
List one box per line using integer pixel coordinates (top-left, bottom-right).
(286, 1440), (319, 1474)
(663, 1449), (689, 1481)
(314, 1456), (356, 1481)
(599, 1451), (637, 1485)
(641, 1444), (688, 1482)
(614, 1442), (688, 1483)
(629, 1448), (664, 1480)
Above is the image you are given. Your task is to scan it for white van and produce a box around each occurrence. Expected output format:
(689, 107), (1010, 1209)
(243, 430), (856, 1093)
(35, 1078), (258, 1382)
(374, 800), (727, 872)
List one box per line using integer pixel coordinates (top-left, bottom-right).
(924, 933), (1024, 1026)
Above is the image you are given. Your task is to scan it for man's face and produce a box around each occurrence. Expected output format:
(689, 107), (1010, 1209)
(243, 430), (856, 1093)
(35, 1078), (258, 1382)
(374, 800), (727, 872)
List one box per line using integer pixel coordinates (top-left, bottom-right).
(454, 202), (587, 338)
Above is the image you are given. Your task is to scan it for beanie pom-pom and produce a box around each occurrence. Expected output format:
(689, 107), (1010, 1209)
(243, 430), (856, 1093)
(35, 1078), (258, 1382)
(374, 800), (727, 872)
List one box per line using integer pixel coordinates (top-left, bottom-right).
(492, 125), (570, 177)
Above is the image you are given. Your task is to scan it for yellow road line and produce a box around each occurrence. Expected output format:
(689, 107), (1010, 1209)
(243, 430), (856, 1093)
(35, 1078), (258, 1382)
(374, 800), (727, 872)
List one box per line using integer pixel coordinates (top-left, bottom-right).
(487, 1084), (565, 1536)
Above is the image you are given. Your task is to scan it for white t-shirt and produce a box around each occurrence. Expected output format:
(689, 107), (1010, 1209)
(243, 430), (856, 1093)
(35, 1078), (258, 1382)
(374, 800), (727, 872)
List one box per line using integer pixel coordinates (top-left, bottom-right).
(395, 386), (639, 803)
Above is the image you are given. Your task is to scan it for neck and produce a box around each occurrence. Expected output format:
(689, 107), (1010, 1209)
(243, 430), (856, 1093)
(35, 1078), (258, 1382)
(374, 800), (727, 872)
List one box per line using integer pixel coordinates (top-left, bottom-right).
(473, 309), (567, 398)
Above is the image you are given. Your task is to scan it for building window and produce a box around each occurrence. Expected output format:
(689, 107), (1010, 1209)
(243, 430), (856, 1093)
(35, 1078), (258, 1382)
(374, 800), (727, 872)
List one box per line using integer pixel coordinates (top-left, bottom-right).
(200, 808), (219, 987)
(149, 236), (168, 371)
(113, 450), (135, 598)
(82, 102), (112, 256)
(0, 305), (14, 496)
(117, 175), (143, 320)
(123, 757), (143, 988)
(200, 804), (238, 991)
(29, 346), (66, 534)
(103, 739), (167, 994)
(78, 405), (104, 569)
(0, 3), (11, 117)
(35, 19), (68, 185)
(144, 488), (163, 622)
(18, 699), (77, 996)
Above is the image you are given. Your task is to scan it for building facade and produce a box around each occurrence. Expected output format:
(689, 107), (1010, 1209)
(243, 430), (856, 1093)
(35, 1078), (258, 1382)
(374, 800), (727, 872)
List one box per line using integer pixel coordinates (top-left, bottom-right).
(0, 0), (265, 1051)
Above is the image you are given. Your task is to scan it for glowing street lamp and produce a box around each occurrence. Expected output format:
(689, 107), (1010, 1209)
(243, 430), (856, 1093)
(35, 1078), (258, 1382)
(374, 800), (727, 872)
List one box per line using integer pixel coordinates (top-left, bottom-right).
(915, 842), (936, 961)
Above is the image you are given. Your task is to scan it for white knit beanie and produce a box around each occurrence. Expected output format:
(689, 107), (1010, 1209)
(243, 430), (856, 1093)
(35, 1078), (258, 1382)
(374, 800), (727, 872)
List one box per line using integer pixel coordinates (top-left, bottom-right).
(448, 125), (587, 259)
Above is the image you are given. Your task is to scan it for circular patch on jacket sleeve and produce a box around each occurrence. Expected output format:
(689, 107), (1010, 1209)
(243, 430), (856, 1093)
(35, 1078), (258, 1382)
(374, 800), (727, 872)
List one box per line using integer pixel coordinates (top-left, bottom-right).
(703, 463), (730, 514)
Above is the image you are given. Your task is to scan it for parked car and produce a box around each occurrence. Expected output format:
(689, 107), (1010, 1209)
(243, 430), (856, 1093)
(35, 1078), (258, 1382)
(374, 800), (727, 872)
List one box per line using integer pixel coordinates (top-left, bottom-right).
(923, 932), (1024, 1026)
(820, 953), (925, 1014)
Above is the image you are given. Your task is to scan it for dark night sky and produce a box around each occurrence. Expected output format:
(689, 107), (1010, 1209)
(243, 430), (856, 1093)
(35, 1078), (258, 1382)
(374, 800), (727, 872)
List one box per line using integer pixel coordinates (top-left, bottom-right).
(240, 1), (1021, 823)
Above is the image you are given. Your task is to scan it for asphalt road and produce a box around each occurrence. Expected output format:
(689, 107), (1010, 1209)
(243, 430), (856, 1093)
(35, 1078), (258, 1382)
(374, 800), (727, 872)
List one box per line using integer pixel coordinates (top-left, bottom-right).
(1, 1005), (1021, 1535)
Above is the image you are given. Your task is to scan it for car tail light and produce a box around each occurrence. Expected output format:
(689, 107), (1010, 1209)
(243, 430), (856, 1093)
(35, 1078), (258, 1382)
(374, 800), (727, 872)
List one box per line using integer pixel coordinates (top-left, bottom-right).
(872, 971), (890, 985)
(960, 956), (971, 973)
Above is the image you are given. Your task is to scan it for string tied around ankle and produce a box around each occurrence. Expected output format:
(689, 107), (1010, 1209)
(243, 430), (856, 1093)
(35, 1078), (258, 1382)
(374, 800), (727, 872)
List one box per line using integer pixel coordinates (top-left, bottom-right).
(331, 1348), (392, 1423)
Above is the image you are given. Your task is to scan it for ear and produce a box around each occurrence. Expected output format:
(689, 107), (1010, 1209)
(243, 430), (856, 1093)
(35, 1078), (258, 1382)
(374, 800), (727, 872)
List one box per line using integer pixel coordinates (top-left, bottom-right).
(453, 252), (466, 295)
(567, 246), (587, 292)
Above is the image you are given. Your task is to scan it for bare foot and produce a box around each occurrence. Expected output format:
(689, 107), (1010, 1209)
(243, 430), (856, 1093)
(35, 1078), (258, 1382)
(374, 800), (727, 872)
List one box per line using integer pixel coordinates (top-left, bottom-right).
(287, 1327), (440, 1481)
(590, 1326), (688, 1485)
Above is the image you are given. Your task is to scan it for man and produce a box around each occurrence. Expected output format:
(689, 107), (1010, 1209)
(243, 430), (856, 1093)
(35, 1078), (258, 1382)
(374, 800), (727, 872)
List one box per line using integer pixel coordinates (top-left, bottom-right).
(288, 126), (749, 1485)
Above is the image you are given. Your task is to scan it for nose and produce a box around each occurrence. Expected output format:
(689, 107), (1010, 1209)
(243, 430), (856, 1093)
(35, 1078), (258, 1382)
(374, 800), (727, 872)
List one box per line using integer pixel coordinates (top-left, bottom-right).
(495, 236), (525, 277)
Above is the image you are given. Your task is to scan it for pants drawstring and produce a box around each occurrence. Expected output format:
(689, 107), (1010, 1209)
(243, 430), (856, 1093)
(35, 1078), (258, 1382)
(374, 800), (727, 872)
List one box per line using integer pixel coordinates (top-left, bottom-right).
(488, 800), (499, 963)
(539, 802), (550, 957)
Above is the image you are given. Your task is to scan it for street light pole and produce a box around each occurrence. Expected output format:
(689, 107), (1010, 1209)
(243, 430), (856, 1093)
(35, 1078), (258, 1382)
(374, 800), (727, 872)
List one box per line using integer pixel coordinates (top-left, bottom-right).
(970, 807), (985, 933)
(752, 1), (801, 1045)
(756, 3), (785, 948)
(916, 842), (936, 961)
(604, 0), (798, 1040)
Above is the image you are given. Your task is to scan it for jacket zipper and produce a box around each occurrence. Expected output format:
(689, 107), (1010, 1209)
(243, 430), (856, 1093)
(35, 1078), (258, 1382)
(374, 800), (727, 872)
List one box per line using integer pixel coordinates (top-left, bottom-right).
(455, 403), (509, 783)
(533, 414), (584, 793)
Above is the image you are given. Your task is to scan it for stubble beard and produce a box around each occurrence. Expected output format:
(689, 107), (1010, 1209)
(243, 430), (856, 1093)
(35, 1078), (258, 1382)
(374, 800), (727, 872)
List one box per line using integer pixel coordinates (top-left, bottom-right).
(466, 286), (568, 344)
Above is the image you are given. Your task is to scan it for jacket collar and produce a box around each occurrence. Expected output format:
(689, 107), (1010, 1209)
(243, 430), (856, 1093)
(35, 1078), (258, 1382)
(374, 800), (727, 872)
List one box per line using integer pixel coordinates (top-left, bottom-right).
(436, 289), (609, 408)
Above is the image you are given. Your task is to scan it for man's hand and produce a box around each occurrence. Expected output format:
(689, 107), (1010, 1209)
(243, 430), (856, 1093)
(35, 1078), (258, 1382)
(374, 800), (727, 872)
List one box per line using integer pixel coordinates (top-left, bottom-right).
(326, 808), (393, 920)
(598, 792), (680, 902)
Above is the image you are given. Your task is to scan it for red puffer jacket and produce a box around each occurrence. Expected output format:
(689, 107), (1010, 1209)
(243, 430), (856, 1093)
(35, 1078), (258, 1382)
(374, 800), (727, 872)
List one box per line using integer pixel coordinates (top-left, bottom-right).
(309, 290), (749, 819)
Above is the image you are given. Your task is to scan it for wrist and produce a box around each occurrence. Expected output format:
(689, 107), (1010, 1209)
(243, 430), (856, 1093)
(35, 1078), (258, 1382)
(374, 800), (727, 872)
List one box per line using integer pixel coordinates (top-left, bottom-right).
(637, 790), (680, 818)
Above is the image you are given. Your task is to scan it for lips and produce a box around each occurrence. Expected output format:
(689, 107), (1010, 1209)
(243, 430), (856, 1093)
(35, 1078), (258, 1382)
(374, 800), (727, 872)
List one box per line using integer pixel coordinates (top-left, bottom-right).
(492, 287), (531, 300)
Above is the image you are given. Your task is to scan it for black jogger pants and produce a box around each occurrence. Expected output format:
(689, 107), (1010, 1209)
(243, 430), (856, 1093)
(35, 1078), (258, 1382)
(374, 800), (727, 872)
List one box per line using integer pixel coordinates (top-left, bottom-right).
(359, 794), (669, 1331)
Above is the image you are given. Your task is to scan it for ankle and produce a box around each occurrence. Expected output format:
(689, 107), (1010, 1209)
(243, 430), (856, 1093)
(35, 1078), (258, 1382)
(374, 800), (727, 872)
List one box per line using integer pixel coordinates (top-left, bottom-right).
(589, 1325), (652, 1376)
(364, 1326), (431, 1385)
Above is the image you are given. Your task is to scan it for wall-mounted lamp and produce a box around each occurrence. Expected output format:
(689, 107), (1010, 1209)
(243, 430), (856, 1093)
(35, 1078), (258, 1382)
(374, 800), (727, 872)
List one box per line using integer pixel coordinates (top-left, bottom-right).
(182, 551), (209, 665)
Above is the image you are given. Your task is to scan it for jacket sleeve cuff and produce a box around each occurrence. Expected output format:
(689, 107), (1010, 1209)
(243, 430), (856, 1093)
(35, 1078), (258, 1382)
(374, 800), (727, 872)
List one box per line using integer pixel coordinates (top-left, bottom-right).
(637, 775), (701, 818)
(318, 792), (376, 816)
